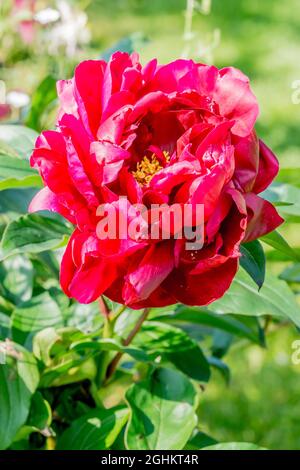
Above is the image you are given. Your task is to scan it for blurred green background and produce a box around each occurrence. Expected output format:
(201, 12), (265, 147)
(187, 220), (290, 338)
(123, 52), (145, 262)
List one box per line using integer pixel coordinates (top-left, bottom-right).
(2, 0), (300, 449)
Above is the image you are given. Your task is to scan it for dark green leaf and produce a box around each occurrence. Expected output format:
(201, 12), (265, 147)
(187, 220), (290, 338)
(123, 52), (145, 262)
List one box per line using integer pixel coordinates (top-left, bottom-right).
(155, 307), (264, 345)
(134, 322), (210, 382)
(185, 431), (218, 450)
(208, 356), (230, 384)
(27, 391), (52, 430)
(100, 33), (148, 61)
(25, 76), (57, 132)
(240, 240), (266, 289)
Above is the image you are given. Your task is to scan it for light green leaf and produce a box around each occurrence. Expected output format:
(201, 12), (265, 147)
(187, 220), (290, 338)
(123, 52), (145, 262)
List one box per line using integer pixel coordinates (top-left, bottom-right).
(32, 327), (61, 366)
(261, 230), (299, 262)
(202, 442), (266, 450)
(0, 343), (39, 449)
(0, 125), (38, 160)
(211, 269), (300, 327)
(2, 255), (33, 304)
(262, 182), (300, 221)
(57, 406), (129, 450)
(0, 153), (42, 190)
(11, 292), (63, 348)
(125, 367), (198, 450)
(0, 213), (72, 260)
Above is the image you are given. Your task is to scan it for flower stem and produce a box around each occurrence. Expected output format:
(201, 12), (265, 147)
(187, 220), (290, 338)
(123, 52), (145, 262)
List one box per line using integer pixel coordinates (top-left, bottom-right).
(98, 296), (110, 317)
(104, 307), (151, 383)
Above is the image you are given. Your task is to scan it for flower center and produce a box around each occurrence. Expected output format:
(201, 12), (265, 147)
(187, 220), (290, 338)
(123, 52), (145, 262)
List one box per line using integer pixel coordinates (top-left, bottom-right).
(132, 151), (170, 186)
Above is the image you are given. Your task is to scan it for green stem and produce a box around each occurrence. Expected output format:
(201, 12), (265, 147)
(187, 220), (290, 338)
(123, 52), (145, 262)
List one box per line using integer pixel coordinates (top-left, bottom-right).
(104, 307), (151, 383)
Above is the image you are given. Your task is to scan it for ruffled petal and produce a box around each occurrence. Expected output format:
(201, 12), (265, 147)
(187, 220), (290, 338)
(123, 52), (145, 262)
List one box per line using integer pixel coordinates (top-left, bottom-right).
(243, 193), (284, 242)
(253, 139), (279, 194)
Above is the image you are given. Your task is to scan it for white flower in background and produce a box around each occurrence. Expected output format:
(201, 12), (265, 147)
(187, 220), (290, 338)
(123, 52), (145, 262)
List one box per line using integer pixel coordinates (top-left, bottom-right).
(44, 0), (90, 57)
(34, 7), (60, 25)
(6, 90), (30, 108)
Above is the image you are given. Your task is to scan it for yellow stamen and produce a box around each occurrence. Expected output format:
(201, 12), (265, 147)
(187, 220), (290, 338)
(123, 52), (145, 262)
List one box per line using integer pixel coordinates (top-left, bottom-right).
(132, 151), (170, 186)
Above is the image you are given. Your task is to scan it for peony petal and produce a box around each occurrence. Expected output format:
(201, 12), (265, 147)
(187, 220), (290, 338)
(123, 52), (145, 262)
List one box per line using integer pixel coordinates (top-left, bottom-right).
(243, 193), (284, 242)
(74, 60), (106, 138)
(167, 258), (238, 306)
(253, 139), (279, 194)
(28, 187), (75, 224)
(213, 67), (259, 137)
(123, 242), (174, 304)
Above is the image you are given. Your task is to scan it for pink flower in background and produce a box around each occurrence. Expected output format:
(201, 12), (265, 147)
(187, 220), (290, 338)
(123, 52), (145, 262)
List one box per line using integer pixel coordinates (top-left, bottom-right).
(29, 53), (283, 308)
(13, 0), (36, 44)
(0, 104), (11, 120)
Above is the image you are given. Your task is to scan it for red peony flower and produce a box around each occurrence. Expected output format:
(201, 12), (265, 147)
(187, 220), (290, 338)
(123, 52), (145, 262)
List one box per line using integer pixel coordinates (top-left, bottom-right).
(29, 53), (283, 308)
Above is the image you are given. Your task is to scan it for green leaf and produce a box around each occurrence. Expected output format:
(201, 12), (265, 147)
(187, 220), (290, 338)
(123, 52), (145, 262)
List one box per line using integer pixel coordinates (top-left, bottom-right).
(101, 33), (148, 61)
(32, 327), (97, 387)
(11, 292), (63, 348)
(0, 343), (39, 449)
(276, 168), (300, 187)
(57, 406), (129, 450)
(134, 322), (210, 382)
(155, 307), (264, 345)
(185, 431), (218, 450)
(262, 182), (300, 222)
(0, 188), (37, 216)
(260, 230), (299, 262)
(40, 356), (96, 388)
(0, 313), (10, 339)
(27, 391), (52, 430)
(125, 367), (198, 450)
(2, 255), (33, 304)
(280, 263), (300, 283)
(71, 338), (149, 363)
(25, 76), (57, 132)
(0, 125), (38, 160)
(202, 442), (266, 450)
(208, 356), (230, 384)
(0, 213), (72, 260)
(32, 327), (61, 366)
(240, 240), (266, 289)
(211, 269), (300, 327)
(0, 153), (42, 190)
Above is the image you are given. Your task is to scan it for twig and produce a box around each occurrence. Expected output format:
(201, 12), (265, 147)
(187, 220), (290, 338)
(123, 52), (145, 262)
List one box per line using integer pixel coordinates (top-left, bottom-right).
(105, 307), (151, 382)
